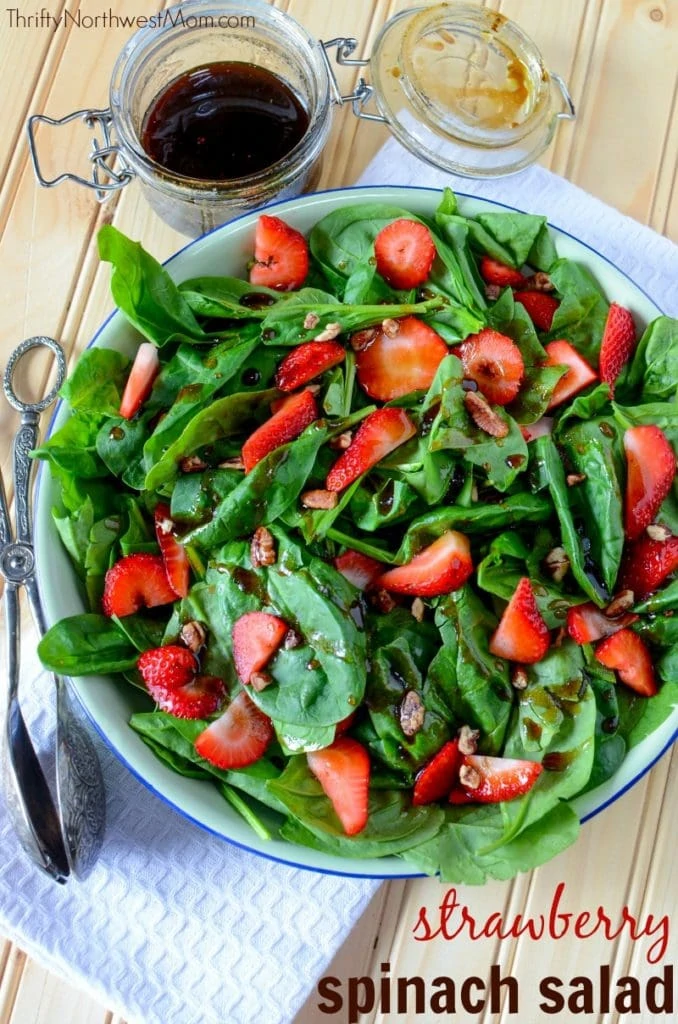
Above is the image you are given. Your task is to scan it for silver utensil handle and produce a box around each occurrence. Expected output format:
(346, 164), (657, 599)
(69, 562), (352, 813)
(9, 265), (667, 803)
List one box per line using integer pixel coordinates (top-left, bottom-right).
(12, 415), (38, 546)
(3, 583), (70, 881)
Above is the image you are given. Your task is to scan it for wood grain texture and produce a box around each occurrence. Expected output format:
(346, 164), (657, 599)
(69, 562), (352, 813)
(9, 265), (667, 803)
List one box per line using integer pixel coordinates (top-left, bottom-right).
(0, 1), (676, 1022)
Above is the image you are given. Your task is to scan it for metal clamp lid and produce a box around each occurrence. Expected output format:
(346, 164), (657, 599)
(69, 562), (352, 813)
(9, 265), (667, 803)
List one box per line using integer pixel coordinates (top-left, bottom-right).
(320, 38), (386, 124)
(26, 108), (134, 202)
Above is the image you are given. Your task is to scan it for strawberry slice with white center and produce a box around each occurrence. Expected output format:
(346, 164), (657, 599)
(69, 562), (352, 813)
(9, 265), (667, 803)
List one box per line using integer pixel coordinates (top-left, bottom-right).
(102, 552), (178, 617)
(457, 327), (525, 406)
(376, 531), (473, 598)
(514, 290), (559, 331)
(413, 740), (461, 806)
(619, 533), (678, 599)
(249, 214), (309, 291)
(195, 691), (274, 769)
(520, 417), (553, 443)
(489, 577), (550, 663)
(307, 737), (370, 836)
(373, 219), (436, 290)
(326, 407), (416, 492)
(154, 502), (190, 598)
(623, 425), (676, 541)
(599, 303), (636, 392)
(595, 629), (658, 697)
(232, 611), (288, 684)
(355, 316), (448, 401)
(449, 754), (543, 804)
(275, 340), (345, 392)
(241, 387), (318, 472)
(566, 602), (638, 644)
(334, 550), (384, 590)
(544, 340), (598, 409)
(478, 255), (525, 288)
(119, 342), (159, 420)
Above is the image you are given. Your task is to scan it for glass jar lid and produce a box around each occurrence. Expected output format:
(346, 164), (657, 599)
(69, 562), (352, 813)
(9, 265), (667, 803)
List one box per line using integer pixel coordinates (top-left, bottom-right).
(368, 3), (575, 177)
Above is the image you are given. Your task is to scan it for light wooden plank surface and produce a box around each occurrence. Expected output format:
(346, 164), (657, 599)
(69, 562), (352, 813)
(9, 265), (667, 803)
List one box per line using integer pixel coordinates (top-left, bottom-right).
(1, 1), (676, 1023)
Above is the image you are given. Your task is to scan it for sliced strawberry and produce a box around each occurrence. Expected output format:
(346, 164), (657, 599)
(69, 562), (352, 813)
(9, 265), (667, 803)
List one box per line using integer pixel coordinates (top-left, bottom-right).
(520, 416), (553, 442)
(275, 341), (345, 392)
(373, 219), (436, 290)
(195, 691), (274, 768)
(249, 214), (309, 291)
(599, 303), (636, 391)
(326, 407), (416, 492)
(334, 550), (384, 590)
(154, 503), (190, 598)
(376, 531), (473, 598)
(489, 577), (550, 663)
(479, 255), (525, 288)
(241, 387), (318, 472)
(619, 533), (678, 599)
(514, 290), (559, 331)
(102, 552), (178, 617)
(449, 754), (543, 804)
(119, 342), (160, 420)
(355, 316), (448, 401)
(412, 740), (461, 806)
(623, 425), (676, 540)
(566, 602), (638, 644)
(232, 611), (288, 684)
(595, 629), (658, 697)
(457, 327), (525, 406)
(138, 645), (196, 691)
(544, 340), (597, 409)
(307, 737), (370, 836)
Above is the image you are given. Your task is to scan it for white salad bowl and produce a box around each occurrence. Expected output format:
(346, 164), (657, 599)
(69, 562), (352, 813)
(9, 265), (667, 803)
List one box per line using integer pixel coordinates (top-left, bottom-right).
(35, 186), (678, 877)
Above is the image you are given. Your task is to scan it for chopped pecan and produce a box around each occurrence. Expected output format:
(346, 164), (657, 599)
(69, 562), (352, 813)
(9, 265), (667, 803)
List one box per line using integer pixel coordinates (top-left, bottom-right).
(485, 283), (502, 302)
(250, 671), (273, 692)
(155, 514), (174, 536)
(303, 311), (320, 330)
(400, 690), (425, 737)
(381, 318), (400, 337)
(411, 597), (425, 622)
(180, 454), (208, 473)
(283, 628), (302, 650)
(566, 473), (587, 487)
(459, 764), (481, 789)
(605, 589), (635, 617)
(458, 725), (480, 755)
(350, 327), (376, 352)
(543, 546), (569, 583)
(464, 390), (509, 438)
(218, 456), (245, 470)
(368, 588), (397, 614)
(250, 526), (276, 568)
(552, 626), (567, 649)
(180, 620), (206, 653)
(329, 431), (352, 451)
(314, 321), (342, 342)
(511, 666), (529, 690)
(301, 489), (338, 510)
(525, 271), (554, 292)
(646, 523), (671, 541)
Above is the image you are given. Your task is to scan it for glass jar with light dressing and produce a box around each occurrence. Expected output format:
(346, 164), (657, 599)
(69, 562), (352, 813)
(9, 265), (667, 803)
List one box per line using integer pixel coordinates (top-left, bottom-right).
(27, 2), (575, 236)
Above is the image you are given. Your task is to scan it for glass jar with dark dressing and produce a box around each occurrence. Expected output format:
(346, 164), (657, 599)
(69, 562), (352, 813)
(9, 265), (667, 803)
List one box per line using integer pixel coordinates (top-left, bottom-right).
(27, 1), (575, 236)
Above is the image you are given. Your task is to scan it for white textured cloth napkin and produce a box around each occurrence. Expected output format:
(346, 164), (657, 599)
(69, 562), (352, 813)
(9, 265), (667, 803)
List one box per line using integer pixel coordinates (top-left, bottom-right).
(2, 138), (677, 1024)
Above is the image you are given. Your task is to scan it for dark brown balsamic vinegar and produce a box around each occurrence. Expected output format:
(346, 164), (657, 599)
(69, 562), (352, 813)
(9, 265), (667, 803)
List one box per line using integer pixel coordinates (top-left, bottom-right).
(141, 61), (310, 181)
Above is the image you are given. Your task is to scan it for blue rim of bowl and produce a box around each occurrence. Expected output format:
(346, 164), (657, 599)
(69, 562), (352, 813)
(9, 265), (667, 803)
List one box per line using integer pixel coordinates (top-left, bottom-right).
(35, 183), (677, 879)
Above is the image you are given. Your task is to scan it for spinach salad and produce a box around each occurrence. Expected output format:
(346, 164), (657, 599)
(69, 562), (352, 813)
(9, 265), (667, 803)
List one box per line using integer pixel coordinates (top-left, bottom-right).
(35, 189), (678, 882)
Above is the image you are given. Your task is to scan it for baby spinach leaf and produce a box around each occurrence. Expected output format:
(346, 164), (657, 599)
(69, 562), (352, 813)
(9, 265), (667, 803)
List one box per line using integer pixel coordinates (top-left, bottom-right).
(545, 259), (610, 360)
(97, 411), (153, 490)
(98, 225), (208, 345)
(309, 203), (418, 286)
(473, 211), (549, 269)
(59, 347), (129, 414)
(178, 275), (280, 319)
(616, 315), (678, 404)
(32, 410), (109, 479)
(38, 614), (140, 674)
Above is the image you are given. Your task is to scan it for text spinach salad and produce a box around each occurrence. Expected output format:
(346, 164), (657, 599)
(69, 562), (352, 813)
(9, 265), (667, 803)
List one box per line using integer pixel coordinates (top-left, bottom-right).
(35, 189), (678, 882)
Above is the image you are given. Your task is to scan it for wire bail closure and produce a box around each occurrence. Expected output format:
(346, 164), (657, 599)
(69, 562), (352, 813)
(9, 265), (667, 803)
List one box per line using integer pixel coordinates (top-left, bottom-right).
(26, 108), (135, 202)
(320, 38), (387, 124)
